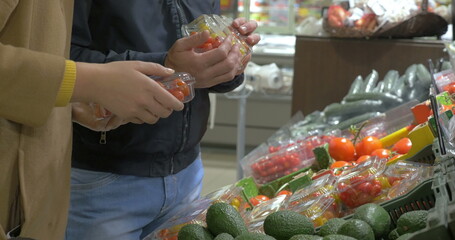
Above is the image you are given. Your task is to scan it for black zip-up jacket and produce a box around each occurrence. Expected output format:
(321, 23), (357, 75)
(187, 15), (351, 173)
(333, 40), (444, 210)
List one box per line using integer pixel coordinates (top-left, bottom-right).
(70, 0), (244, 177)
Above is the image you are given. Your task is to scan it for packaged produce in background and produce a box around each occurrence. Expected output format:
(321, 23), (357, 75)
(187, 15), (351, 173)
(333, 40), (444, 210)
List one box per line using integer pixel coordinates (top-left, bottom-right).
(294, 193), (342, 227)
(385, 161), (434, 200)
(336, 157), (388, 209)
(181, 14), (251, 65)
(323, 0), (448, 38)
(243, 143), (315, 185)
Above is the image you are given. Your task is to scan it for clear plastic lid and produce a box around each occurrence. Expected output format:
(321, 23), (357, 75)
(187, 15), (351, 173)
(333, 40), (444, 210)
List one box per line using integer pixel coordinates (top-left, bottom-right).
(153, 72), (196, 103)
(287, 174), (337, 205)
(287, 194), (341, 227)
(182, 14), (252, 65)
(244, 194), (288, 233)
(336, 157), (388, 208)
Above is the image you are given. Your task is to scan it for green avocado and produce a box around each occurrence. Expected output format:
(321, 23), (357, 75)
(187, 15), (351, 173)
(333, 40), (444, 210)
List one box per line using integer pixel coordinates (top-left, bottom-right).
(337, 219), (375, 240)
(206, 202), (248, 237)
(352, 203), (391, 238)
(178, 224), (214, 240)
(263, 210), (314, 240)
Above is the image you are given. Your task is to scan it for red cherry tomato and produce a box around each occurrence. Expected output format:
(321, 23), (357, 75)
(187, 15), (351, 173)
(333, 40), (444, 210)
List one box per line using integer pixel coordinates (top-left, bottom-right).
(356, 155), (371, 164)
(174, 78), (190, 97)
(355, 136), (383, 156)
(387, 154), (403, 164)
(276, 190), (292, 197)
(443, 82), (455, 94)
(391, 137), (412, 154)
(169, 89), (185, 101)
(211, 37), (222, 48)
(330, 161), (351, 169)
(371, 148), (392, 159)
(249, 195), (270, 206)
(328, 137), (355, 162)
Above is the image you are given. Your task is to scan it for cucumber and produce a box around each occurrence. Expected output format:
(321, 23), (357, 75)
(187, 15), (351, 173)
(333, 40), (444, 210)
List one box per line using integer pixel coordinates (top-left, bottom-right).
(404, 64), (417, 88)
(392, 75), (406, 98)
(328, 112), (382, 131)
(415, 64), (431, 86)
(383, 70), (399, 92)
(343, 92), (404, 107)
(372, 81), (384, 93)
(347, 75), (364, 95)
(442, 61), (452, 71)
(323, 100), (385, 121)
(362, 70), (379, 93)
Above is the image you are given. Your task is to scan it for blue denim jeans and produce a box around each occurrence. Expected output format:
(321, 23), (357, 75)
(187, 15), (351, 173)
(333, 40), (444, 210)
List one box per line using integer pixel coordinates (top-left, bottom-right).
(65, 156), (204, 240)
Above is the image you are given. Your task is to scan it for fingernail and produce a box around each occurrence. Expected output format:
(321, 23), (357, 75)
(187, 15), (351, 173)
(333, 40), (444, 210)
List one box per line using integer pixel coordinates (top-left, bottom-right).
(165, 68), (175, 73)
(240, 26), (247, 32)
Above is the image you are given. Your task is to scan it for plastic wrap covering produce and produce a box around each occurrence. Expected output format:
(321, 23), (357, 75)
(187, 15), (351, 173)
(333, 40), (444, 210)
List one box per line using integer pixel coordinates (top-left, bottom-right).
(242, 142), (316, 185)
(327, 65), (430, 129)
(335, 157), (388, 210)
(203, 184), (248, 216)
(285, 174), (338, 211)
(385, 161), (434, 200)
(145, 198), (212, 240)
(244, 194), (288, 233)
(324, 0), (448, 38)
(286, 191), (342, 227)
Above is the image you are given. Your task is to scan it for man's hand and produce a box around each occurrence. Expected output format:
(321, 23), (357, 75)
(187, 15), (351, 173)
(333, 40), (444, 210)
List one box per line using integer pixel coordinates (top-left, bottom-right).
(165, 31), (242, 89)
(231, 18), (261, 74)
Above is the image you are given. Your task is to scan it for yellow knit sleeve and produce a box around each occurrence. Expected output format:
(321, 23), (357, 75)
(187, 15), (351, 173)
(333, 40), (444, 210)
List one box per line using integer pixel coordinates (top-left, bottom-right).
(55, 60), (77, 106)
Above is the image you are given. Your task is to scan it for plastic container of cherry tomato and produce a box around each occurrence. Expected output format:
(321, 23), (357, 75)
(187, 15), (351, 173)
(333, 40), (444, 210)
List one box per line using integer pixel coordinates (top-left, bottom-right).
(384, 161), (434, 200)
(244, 194), (288, 233)
(335, 157), (388, 209)
(286, 173), (338, 206)
(146, 198), (212, 240)
(203, 184), (248, 216)
(181, 14), (252, 65)
(243, 143), (315, 185)
(288, 193), (341, 227)
(154, 72), (195, 103)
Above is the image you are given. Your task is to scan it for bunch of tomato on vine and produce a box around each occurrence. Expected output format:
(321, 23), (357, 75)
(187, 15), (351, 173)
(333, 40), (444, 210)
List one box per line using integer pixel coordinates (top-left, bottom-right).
(328, 126), (412, 170)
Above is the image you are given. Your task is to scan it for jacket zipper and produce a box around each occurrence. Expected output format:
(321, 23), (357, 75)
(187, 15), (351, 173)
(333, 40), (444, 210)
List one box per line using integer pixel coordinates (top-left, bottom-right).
(175, 0), (187, 38)
(99, 131), (107, 144)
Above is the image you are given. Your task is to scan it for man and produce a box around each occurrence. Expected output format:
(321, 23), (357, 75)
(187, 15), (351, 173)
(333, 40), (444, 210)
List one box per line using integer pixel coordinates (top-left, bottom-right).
(0, 1), (184, 239)
(66, 1), (260, 239)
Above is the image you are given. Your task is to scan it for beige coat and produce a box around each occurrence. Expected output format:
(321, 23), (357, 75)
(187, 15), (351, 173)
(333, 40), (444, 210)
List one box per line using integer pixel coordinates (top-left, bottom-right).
(0, 0), (74, 239)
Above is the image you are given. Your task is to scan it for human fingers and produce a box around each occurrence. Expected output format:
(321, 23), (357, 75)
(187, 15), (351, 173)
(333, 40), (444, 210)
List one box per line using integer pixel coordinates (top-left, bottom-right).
(128, 109), (159, 124)
(104, 116), (126, 131)
(176, 30), (210, 51)
(233, 19), (258, 35)
(148, 79), (185, 111)
(200, 35), (234, 64)
(132, 61), (175, 78)
(143, 95), (174, 118)
(246, 33), (261, 46)
(198, 45), (242, 86)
